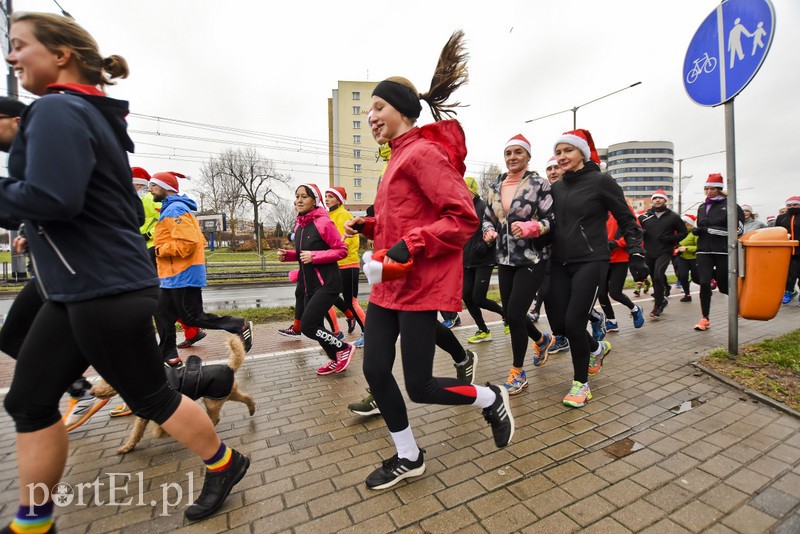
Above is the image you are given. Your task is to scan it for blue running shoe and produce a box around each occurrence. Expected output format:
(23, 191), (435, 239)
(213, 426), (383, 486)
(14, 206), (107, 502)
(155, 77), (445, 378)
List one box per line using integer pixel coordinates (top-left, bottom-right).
(504, 368), (528, 395)
(549, 335), (570, 354)
(441, 319), (455, 329)
(631, 305), (645, 329)
(335, 331), (345, 341)
(590, 311), (607, 342)
(782, 290), (797, 304)
(605, 319), (619, 333)
(533, 332), (555, 367)
(353, 334), (364, 348)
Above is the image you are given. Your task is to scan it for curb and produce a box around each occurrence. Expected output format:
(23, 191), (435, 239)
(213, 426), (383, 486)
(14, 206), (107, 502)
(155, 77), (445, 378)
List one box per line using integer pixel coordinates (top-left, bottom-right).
(692, 361), (800, 419)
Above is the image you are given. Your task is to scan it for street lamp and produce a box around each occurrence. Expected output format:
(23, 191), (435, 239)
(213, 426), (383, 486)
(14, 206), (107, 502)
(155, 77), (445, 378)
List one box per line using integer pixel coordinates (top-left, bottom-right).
(525, 82), (642, 129)
(675, 150), (725, 215)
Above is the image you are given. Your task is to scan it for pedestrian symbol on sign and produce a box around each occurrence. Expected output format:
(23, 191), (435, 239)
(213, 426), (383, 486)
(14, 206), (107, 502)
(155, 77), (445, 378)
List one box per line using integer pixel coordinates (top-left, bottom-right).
(727, 17), (768, 69)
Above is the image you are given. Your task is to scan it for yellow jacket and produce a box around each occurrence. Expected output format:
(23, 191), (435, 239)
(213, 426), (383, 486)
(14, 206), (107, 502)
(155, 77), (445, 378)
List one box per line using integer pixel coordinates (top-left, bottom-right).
(140, 192), (161, 249)
(328, 204), (360, 268)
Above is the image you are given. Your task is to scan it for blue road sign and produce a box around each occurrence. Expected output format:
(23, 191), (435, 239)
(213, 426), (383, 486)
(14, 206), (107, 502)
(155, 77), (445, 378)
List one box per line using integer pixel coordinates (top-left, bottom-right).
(684, 0), (775, 106)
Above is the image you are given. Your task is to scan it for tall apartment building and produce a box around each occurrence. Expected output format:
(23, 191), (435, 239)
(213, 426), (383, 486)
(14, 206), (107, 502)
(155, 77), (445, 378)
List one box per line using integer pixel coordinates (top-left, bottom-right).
(606, 141), (675, 211)
(328, 81), (383, 215)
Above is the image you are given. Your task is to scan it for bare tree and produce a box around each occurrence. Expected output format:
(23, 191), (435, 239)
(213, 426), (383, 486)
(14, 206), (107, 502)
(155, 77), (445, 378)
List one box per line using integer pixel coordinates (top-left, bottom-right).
(478, 163), (503, 199)
(264, 197), (297, 237)
(200, 147), (292, 254)
(198, 157), (247, 243)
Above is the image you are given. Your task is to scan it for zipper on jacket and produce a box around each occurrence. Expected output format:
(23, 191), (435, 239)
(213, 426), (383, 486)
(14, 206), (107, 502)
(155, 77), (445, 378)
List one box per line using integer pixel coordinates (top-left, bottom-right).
(37, 225), (77, 275)
(579, 225), (594, 253)
(27, 252), (49, 300)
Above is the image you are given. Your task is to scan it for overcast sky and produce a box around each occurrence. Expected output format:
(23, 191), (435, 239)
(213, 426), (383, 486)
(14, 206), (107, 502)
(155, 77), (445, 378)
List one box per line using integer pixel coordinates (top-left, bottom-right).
(5, 0), (798, 219)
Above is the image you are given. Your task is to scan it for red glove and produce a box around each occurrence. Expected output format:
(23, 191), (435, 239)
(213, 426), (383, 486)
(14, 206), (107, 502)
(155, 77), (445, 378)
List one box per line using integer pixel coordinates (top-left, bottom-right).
(362, 249), (413, 284)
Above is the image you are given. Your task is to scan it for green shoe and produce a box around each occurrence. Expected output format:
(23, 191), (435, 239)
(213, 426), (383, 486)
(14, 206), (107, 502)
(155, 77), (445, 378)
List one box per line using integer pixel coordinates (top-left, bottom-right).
(588, 340), (611, 376)
(467, 330), (492, 344)
(348, 389), (381, 416)
(504, 324), (510, 335)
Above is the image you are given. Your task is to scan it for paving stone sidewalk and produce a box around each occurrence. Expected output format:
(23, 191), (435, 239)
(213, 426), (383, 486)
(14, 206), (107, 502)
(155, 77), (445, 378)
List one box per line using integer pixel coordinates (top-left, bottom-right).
(0, 292), (798, 533)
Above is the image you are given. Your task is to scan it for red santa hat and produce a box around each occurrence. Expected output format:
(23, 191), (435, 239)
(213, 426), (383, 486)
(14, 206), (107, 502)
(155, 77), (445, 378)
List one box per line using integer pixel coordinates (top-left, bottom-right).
(150, 171), (187, 193)
(704, 173), (724, 189)
(505, 134), (531, 155)
(325, 186), (347, 205)
(554, 129), (600, 164)
(785, 196), (800, 206)
(681, 213), (697, 226)
(299, 183), (323, 206)
(651, 189), (669, 201)
(362, 250), (413, 285)
(131, 167), (151, 187)
(545, 156), (558, 170)
(766, 215), (776, 224)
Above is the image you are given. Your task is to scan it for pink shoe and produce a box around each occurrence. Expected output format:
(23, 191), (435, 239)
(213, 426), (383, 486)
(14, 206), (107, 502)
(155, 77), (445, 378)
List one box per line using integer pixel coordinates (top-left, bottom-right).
(316, 359), (338, 375)
(334, 344), (355, 373)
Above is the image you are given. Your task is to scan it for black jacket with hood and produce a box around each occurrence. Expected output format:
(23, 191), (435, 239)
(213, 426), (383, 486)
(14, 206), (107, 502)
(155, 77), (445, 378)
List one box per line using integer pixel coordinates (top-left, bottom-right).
(776, 207), (800, 257)
(550, 160), (643, 264)
(694, 196), (745, 255)
(638, 208), (688, 258)
(0, 87), (158, 302)
(463, 195), (495, 268)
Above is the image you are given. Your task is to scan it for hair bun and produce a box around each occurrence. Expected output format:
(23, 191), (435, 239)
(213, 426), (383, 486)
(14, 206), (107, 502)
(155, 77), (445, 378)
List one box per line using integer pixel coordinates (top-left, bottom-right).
(102, 55), (129, 81)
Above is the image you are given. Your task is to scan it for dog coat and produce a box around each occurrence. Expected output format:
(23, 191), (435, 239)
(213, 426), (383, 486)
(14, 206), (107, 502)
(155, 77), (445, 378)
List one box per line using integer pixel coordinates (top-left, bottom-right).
(164, 355), (235, 400)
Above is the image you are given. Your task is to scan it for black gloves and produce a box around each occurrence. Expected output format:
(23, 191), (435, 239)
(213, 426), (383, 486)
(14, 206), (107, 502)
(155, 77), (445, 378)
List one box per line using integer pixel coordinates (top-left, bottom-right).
(629, 253), (650, 282)
(692, 227), (708, 236)
(608, 240), (619, 251)
(386, 239), (411, 263)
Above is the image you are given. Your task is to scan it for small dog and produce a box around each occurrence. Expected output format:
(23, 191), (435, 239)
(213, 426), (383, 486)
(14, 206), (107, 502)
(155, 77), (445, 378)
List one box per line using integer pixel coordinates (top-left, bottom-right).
(92, 335), (256, 454)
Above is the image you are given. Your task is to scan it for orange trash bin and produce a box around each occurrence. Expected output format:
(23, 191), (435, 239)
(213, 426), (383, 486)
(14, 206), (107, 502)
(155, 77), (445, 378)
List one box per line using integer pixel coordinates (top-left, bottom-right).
(738, 226), (799, 320)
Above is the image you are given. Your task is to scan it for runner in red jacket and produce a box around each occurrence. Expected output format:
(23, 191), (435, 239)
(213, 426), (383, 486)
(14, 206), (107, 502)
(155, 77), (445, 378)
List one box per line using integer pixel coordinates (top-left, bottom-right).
(344, 31), (514, 491)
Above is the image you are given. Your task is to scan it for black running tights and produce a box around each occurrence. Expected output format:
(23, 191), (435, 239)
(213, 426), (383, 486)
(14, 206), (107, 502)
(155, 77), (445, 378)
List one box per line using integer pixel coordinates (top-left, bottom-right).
(697, 254), (728, 318)
(497, 264), (545, 368)
(546, 261), (607, 384)
(4, 287), (182, 432)
(598, 262), (635, 320)
(463, 266), (504, 332)
(301, 289), (345, 359)
(363, 304), (476, 433)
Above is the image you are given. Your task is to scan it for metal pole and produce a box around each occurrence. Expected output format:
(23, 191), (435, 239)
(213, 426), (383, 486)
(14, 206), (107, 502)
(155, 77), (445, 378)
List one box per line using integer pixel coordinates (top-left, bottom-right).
(572, 107), (577, 130)
(677, 159), (683, 215)
(4, 0), (25, 280)
(724, 100), (738, 355)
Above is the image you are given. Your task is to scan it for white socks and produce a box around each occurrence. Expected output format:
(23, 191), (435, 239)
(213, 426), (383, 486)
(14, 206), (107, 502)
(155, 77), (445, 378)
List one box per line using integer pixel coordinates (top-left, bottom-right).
(390, 426), (419, 461)
(472, 385), (496, 409)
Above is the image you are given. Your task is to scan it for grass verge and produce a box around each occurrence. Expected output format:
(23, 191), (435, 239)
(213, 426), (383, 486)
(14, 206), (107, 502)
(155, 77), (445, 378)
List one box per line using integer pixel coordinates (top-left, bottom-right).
(700, 329), (800, 411)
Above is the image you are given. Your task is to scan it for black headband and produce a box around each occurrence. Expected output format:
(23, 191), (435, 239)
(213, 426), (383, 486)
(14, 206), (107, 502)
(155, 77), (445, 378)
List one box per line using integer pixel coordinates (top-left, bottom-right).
(372, 80), (422, 119)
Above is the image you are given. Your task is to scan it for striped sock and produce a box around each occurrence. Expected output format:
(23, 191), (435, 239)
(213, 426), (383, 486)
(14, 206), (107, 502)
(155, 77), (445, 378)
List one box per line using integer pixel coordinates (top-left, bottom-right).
(10, 502), (54, 533)
(204, 442), (233, 472)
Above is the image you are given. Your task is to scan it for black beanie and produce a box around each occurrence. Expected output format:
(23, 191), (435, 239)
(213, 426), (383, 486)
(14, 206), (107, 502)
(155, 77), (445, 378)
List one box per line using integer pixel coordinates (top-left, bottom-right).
(372, 80), (422, 119)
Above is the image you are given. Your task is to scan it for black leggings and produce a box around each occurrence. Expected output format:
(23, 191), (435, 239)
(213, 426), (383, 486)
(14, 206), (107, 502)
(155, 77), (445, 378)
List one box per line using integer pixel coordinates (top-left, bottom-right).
(645, 254), (672, 307)
(676, 256), (699, 295)
(497, 264), (545, 368)
(598, 262), (635, 319)
(333, 268), (365, 331)
(697, 254), (729, 318)
(462, 266), (503, 332)
(156, 286), (245, 362)
(4, 287), (182, 432)
(786, 256), (800, 292)
(546, 261), (607, 384)
(301, 289), (345, 359)
(363, 304), (476, 432)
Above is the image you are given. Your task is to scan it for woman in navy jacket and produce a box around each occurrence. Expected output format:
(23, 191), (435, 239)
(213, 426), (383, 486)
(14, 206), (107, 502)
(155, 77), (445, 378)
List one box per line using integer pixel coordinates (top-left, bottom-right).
(0, 13), (247, 528)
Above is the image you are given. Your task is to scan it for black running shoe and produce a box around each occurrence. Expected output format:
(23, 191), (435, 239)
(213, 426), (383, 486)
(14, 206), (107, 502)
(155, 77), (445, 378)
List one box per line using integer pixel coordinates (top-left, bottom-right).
(240, 321), (253, 353)
(365, 449), (426, 490)
(185, 449), (250, 521)
(483, 384), (514, 448)
(177, 329), (207, 349)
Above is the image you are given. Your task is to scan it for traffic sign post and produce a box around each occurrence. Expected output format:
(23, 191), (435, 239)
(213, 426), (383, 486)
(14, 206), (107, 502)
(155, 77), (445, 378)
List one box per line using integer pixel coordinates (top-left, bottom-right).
(683, 0), (775, 355)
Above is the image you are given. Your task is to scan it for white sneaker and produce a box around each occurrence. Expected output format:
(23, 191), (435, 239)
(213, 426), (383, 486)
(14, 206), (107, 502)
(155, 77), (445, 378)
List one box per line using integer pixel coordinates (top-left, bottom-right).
(63, 395), (109, 431)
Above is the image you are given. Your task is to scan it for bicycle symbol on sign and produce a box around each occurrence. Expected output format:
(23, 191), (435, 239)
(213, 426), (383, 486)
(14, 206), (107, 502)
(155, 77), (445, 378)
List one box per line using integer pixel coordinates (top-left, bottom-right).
(686, 52), (718, 84)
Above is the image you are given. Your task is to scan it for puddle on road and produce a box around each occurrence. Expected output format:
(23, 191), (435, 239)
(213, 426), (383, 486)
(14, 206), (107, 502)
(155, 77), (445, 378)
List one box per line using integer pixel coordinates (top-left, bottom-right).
(603, 438), (645, 458)
(670, 398), (704, 415)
